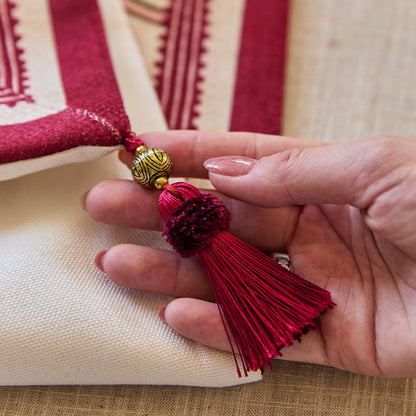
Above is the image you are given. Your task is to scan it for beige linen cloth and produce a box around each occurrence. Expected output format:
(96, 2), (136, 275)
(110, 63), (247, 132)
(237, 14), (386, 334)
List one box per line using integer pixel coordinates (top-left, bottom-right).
(0, 0), (261, 386)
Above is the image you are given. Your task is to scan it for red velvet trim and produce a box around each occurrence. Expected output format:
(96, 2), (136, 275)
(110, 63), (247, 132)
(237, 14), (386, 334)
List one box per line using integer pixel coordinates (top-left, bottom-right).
(0, 110), (122, 164)
(0, 0), (130, 164)
(230, 0), (290, 134)
(49, 0), (130, 133)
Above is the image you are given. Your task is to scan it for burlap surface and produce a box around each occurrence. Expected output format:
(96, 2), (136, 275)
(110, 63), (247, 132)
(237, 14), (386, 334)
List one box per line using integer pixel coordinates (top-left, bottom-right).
(1, 0), (416, 414)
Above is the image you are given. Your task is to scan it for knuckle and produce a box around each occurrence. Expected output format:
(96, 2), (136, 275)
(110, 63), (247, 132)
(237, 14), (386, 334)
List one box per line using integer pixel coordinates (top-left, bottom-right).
(87, 180), (127, 219)
(357, 135), (405, 164)
(265, 147), (307, 181)
(257, 148), (306, 205)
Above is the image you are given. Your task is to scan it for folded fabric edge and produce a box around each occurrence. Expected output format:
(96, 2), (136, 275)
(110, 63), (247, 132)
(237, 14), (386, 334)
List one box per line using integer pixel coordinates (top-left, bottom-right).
(0, 0), (166, 180)
(0, 145), (121, 181)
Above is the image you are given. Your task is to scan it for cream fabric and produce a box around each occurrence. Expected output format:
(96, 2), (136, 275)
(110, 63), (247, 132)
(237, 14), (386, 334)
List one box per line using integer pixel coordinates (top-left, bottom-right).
(0, 0), (261, 386)
(0, 146), (120, 181)
(0, 0), (67, 125)
(0, 151), (261, 387)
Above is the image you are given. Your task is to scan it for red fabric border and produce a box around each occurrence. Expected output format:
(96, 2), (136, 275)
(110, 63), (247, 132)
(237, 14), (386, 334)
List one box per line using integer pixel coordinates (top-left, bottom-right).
(229, 0), (290, 134)
(49, 0), (130, 132)
(0, 0), (130, 164)
(0, 110), (121, 164)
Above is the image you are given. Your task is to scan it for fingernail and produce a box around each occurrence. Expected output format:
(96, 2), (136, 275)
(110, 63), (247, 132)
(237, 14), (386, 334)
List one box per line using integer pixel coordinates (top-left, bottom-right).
(80, 190), (90, 211)
(95, 250), (107, 272)
(204, 156), (256, 177)
(158, 306), (167, 323)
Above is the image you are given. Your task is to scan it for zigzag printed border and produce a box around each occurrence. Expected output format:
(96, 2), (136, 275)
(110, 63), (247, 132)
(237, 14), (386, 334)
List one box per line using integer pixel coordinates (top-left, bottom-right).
(0, 0), (32, 106)
(154, 0), (210, 129)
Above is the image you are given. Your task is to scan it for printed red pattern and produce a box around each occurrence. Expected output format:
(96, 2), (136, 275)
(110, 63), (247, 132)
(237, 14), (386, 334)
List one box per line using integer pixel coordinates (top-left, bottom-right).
(155, 0), (289, 133)
(0, 0), (32, 106)
(0, 0), (131, 164)
(155, 0), (209, 130)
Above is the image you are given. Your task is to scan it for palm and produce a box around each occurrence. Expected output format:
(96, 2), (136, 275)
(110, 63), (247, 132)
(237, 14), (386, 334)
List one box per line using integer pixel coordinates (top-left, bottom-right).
(85, 131), (416, 378)
(287, 203), (416, 377)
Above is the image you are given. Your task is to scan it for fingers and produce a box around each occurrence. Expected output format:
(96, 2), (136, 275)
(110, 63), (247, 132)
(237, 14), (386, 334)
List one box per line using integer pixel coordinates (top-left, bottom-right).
(160, 297), (330, 367)
(85, 179), (299, 251)
(161, 298), (232, 352)
(84, 179), (164, 229)
(97, 244), (215, 301)
(205, 135), (416, 209)
(97, 242), (330, 366)
(120, 130), (322, 178)
(97, 243), (328, 362)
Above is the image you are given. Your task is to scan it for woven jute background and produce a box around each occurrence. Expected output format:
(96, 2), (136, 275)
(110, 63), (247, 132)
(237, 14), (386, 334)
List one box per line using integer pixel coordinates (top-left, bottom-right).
(1, 0), (416, 414)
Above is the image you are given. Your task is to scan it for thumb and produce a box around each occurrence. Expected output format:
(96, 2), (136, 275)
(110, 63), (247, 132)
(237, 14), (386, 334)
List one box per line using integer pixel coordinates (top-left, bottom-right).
(204, 136), (408, 210)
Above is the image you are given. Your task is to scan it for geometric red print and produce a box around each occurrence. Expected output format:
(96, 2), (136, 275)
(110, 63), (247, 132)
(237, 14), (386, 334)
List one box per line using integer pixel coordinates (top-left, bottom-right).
(0, 0), (32, 106)
(0, 0), (131, 164)
(155, 0), (210, 129)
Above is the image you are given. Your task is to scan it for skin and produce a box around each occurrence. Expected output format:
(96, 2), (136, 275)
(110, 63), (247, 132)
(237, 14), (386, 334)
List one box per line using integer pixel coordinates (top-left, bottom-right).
(84, 131), (416, 378)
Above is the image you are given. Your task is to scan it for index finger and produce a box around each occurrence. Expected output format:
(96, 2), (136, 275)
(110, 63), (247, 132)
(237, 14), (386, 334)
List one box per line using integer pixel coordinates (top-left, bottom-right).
(120, 130), (324, 179)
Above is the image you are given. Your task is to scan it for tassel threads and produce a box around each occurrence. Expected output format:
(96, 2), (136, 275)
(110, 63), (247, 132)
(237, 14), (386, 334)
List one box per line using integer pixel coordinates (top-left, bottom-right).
(158, 182), (334, 377)
(124, 138), (335, 377)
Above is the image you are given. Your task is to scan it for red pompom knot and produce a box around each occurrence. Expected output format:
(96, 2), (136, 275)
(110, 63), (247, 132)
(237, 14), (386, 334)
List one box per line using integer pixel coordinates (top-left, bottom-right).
(161, 193), (230, 258)
(158, 182), (334, 377)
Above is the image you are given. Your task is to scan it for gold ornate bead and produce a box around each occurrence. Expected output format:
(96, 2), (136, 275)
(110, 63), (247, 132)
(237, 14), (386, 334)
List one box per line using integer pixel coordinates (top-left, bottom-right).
(131, 147), (173, 189)
(134, 145), (147, 156)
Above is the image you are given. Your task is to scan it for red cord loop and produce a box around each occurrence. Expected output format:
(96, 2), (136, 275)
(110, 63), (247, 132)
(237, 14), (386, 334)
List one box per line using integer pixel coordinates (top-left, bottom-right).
(124, 133), (145, 153)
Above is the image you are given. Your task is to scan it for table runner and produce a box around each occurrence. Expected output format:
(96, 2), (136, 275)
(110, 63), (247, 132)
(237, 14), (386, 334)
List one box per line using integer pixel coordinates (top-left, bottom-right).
(2, 0), (416, 413)
(0, 0), (164, 180)
(0, 0), (289, 386)
(128, 0), (288, 132)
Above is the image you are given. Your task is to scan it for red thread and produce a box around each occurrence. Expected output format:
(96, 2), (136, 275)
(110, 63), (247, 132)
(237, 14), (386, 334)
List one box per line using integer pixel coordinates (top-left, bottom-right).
(161, 183), (183, 200)
(159, 182), (200, 218)
(124, 133), (145, 153)
(158, 182), (334, 376)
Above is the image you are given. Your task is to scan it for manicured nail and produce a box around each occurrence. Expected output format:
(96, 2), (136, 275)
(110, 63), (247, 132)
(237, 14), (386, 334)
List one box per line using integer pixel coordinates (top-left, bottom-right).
(95, 250), (107, 272)
(158, 306), (167, 323)
(204, 156), (256, 177)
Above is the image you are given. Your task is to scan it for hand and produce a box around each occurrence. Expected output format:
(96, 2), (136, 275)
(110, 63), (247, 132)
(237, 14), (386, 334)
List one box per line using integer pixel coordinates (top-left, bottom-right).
(84, 131), (416, 377)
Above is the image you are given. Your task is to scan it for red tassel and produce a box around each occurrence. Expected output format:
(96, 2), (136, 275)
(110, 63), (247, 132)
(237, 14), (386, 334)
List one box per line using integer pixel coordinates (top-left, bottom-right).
(158, 182), (334, 377)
